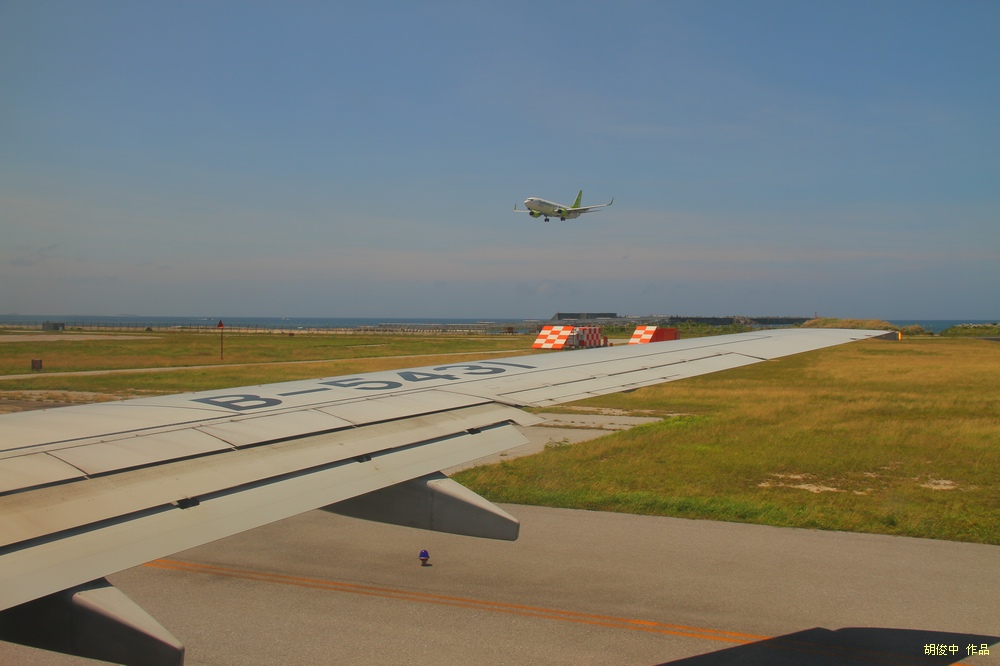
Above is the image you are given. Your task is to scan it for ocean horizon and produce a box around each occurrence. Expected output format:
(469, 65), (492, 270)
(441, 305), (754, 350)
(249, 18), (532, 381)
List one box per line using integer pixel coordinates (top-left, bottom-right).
(1, 314), (995, 334)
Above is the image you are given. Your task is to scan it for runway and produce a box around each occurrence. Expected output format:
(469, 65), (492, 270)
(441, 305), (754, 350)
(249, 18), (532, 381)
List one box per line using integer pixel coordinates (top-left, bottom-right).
(4, 504), (996, 665)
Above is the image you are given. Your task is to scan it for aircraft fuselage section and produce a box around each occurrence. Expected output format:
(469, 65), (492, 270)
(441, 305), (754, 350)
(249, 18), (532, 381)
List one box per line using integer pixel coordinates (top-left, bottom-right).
(523, 198), (580, 220)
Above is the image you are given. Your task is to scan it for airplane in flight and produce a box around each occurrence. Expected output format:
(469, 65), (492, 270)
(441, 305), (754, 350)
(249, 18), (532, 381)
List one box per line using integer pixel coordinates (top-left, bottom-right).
(514, 190), (614, 221)
(0, 327), (886, 664)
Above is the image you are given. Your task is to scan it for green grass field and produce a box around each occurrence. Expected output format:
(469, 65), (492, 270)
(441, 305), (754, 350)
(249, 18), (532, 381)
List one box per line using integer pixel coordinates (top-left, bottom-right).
(2, 330), (996, 544)
(455, 337), (1000, 545)
(0, 330), (529, 374)
(0, 331), (535, 397)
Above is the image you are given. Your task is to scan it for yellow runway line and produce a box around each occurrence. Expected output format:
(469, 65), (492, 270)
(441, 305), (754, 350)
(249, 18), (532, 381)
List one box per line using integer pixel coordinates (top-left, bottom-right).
(146, 558), (763, 645)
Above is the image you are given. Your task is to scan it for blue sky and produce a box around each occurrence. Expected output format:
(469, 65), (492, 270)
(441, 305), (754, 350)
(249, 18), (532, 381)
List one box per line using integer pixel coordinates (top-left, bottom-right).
(2, 1), (997, 319)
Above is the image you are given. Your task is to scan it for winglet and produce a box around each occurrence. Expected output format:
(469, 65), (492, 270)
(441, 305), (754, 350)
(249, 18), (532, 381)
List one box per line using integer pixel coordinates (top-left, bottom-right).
(608, 196), (614, 206)
(572, 190), (583, 208)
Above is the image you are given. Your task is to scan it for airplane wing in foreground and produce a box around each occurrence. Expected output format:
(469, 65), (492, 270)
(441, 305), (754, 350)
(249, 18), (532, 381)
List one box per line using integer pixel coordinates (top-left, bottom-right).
(0, 328), (886, 665)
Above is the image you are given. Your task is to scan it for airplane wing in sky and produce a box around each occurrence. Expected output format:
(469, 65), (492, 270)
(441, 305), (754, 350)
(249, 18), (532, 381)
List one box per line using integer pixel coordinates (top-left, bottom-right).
(569, 196), (614, 213)
(0, 327), (886, 665)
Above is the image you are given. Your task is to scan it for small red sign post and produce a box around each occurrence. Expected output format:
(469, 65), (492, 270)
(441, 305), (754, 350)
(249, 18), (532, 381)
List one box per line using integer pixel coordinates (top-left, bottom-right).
(217, 320), (225, 359)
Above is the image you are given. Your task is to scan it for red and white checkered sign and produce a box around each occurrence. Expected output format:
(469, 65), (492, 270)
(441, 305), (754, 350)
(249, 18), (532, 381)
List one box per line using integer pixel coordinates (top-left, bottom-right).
(629, 326), (657, 344)
(628, 326), (678, 344)
(532, 325), (574, 349)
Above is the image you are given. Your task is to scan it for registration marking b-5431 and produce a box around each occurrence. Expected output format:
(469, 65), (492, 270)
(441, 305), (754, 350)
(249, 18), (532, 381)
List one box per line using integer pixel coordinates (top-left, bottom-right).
(191, 360), (537, 412)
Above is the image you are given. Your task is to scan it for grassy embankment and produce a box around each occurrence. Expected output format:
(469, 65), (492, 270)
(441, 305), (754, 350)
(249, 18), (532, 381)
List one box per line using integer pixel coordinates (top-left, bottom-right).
(455, 336), (1000, 545)
(940, 323), (1000, 337)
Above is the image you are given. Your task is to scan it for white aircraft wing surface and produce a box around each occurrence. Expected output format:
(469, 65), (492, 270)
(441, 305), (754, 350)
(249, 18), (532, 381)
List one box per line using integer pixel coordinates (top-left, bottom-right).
(569, 197), (613, 213)
(0, 327), (885, 665)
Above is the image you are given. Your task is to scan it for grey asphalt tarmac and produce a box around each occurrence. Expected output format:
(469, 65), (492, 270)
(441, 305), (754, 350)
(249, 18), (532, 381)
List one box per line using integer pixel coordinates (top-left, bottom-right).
(4, 504), (997, 665)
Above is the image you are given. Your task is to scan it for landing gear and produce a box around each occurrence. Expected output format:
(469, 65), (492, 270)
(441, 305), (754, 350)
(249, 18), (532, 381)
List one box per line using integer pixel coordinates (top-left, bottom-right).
(544, 216), (550, 222)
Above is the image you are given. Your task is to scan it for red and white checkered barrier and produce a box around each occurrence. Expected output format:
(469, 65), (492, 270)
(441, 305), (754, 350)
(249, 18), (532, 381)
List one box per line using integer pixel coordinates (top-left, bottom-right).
(532, 325), (575, 349)
(628, 326), (679, 344)
(573, 326), (603, 348)
(533, 325), (606, 349)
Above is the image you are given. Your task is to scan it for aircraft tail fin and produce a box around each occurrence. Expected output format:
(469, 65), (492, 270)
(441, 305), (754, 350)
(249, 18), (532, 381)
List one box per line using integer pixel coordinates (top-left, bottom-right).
(572, 190), (583, 208)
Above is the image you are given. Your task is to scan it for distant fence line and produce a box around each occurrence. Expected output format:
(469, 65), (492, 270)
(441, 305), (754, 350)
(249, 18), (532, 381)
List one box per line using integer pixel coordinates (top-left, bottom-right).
(0, 321), (534, 335)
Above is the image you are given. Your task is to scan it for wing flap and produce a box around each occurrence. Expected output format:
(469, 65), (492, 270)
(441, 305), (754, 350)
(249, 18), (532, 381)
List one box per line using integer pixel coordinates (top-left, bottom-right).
(0, 403), (530, 550)
(0, 414), (529, 612)
(0, 453), (86, 494)
(0, 403), (226, 451)
(47, 428), (234, 477)
(0, 391), (506, 486)
(317, 389), (491, 425)
(196, 409), (353, 447)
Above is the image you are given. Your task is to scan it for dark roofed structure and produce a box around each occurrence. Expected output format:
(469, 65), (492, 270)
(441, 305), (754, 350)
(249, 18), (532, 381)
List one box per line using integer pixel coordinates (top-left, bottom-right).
(550, 312), (618, 322)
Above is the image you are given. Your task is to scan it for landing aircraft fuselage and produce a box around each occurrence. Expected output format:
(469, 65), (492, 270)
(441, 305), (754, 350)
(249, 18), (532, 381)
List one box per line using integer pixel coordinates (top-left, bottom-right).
(515, 190), (614, 221)
(523, 197), (583, 221)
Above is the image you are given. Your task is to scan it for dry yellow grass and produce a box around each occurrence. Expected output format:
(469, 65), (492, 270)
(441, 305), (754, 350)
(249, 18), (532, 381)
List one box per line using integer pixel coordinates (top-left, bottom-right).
(456, 338), (1000, 544)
